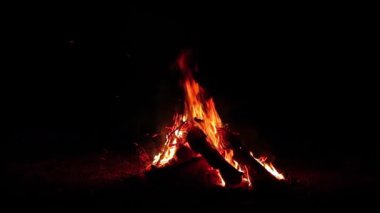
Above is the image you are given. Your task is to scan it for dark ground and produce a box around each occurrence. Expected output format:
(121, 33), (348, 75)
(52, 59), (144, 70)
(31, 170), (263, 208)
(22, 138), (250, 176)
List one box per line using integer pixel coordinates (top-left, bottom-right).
(3, 2), (377, 212)
(2, 151), (378, 212)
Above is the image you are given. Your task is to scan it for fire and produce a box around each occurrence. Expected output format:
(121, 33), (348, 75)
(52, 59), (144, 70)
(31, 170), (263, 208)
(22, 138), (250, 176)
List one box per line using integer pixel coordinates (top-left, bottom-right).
(152, 51), (285, 187)
(250, 152), (285, 180)
(152, 114), (186, 167)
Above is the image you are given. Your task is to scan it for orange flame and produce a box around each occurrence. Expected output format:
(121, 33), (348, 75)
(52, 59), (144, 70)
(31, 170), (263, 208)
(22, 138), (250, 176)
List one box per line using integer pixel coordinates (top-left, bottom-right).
(152, 51), (285, 187)
(249, 152), (285, 180)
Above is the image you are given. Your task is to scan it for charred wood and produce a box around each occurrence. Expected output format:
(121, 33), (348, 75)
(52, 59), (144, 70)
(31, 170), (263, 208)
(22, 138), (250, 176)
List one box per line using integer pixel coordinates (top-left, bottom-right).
(187, 127), (242, 186)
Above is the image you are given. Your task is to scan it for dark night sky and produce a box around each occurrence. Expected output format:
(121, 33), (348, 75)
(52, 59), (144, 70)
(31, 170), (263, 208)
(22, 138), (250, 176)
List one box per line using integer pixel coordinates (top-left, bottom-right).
(4, 3), (376, 171)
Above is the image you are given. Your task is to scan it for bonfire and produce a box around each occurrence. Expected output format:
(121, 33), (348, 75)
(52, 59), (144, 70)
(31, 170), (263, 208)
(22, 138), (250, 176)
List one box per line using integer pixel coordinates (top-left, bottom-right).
(150, 51), (285, 188)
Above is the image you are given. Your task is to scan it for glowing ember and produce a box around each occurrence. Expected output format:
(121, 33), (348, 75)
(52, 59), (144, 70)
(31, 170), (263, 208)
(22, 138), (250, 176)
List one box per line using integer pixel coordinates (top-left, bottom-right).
(152, 51), (285, 187)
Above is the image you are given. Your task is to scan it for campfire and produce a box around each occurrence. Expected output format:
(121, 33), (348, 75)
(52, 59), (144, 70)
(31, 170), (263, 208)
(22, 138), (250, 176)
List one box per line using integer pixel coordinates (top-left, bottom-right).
(149, 51), (285, 188)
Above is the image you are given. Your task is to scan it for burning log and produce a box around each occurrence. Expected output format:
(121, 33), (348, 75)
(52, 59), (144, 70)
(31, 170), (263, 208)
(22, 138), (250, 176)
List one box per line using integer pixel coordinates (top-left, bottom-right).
(187, 127), (243, 186)
(226, 130), (286, 184)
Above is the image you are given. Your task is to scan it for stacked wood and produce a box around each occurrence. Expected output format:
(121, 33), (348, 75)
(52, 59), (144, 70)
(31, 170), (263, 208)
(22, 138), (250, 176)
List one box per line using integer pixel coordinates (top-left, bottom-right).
(187, 127), (243, 186)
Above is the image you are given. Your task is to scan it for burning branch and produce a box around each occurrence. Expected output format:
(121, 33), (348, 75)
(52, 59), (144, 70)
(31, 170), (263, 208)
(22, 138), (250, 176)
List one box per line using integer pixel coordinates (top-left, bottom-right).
(187, 127), (242, 186)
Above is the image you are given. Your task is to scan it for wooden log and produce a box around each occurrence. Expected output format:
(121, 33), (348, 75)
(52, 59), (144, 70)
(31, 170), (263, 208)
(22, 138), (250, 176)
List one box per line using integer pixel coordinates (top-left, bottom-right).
(187, 127), (242, 186)
(225, 130), (284, 184)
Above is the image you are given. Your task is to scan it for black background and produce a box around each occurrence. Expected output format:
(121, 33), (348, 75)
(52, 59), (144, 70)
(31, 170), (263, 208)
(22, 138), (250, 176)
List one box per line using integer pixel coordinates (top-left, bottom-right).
(4, 2), (376, 174)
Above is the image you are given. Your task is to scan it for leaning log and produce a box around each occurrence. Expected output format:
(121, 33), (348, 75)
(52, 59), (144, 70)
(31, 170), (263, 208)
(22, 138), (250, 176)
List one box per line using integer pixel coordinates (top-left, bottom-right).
(187, 127), (242, 186)
(225, 130), (284, 184)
